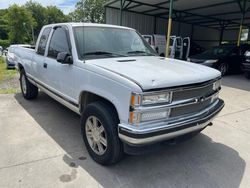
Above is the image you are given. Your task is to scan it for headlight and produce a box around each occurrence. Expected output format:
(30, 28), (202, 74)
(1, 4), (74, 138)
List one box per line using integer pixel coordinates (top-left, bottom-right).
(213, 79), (221, 91)
(129, 109), (171, 124)
(203, 59), (218, 64)
(142, 92), (172, 105)
(7, 56), (13, 61)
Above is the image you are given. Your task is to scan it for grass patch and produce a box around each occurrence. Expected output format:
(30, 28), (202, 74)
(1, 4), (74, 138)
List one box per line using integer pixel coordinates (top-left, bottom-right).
(0, 88), (20, 94)
(0, 56), (19, 94)
(0, 57), (17, 83)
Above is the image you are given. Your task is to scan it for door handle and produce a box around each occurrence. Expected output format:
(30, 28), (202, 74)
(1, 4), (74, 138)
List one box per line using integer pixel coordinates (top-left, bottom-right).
(43, 63), (47, 68)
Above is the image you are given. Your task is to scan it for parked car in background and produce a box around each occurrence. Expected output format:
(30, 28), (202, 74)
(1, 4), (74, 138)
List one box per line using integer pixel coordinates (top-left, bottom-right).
(142, 34), (166, 56)
(0, 46), (3, 56)
(6, 44), (33, 69)
(3, 49), (8, 56)
(189, 41), (206, 57)
(243, 51), (250, 79)
(13, 23), (224, 165)
(188, 44), (250, 76)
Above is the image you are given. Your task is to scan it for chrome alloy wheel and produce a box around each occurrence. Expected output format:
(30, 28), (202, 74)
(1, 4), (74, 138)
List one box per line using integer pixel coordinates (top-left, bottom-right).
(85, 116), (107, 155)
(21, 74), (27, 95)
(219, 63), (227, 76)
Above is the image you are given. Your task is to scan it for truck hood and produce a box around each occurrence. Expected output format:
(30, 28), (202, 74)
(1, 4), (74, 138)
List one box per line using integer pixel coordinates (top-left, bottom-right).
(87, 56), (221, 91)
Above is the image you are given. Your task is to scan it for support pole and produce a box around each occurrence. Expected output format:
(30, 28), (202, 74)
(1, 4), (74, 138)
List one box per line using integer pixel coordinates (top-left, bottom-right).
(120, 0), (123, 25)
(219, 27), (224, 45)
(237, 0), (247, 46)
(237, 23), (243, 46)
(166, 0), (173, 58)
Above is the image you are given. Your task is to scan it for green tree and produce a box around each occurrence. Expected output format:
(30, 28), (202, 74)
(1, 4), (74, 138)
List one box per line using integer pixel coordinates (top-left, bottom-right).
(25, 1), (46, 37)
(70, 0), (108, 23)
(0, 9), (9, 40)
(6, 4), (36, 44)
(46, 6), (70, 24)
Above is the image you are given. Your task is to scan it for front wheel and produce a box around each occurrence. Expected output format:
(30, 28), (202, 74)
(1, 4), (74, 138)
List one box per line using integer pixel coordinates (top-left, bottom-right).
(218, 63), (228, 76)
(81, 101), (123, 165)
(20, 69), (38, 100)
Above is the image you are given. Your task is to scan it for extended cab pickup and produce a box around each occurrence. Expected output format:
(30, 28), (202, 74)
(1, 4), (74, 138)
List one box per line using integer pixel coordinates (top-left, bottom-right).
(14, 23), (224, 165)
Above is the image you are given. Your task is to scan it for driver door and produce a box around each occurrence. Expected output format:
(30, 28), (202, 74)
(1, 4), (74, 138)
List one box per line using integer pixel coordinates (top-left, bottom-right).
(44, 26), (77, 100)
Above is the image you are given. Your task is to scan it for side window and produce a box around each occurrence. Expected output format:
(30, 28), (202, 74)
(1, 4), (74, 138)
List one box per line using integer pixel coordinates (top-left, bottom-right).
(37, 28), (51, 55)
(48, 27), (70, 59)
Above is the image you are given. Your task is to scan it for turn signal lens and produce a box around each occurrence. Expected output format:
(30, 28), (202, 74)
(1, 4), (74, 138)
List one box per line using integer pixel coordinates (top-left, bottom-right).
(130, 94), (141, 107)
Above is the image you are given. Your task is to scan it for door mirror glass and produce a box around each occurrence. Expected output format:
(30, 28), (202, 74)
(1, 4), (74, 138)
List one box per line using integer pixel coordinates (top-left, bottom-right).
(57, 52), (73, 64)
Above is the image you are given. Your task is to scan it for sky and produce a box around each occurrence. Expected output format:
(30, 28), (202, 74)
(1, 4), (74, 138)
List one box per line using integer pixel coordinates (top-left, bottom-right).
(0, 0), (78, 14)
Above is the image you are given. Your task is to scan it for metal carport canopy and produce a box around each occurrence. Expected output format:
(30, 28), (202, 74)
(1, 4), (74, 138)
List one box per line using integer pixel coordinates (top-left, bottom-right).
(104, 0), (250, 30)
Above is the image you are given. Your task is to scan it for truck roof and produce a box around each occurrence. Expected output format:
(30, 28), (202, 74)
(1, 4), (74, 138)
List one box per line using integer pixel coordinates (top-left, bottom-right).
(44, 22), (134, 31)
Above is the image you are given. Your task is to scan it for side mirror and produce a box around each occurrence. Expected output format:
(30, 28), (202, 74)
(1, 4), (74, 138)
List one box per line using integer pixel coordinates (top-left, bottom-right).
(57, 52), (73, 64)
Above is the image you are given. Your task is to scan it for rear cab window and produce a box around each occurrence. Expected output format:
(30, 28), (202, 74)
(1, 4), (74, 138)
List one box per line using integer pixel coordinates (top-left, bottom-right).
(37, 27), (52, 55)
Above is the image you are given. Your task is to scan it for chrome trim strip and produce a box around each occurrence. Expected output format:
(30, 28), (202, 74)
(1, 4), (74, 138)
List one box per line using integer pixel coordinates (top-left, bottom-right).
(39, 85), (81, 115)
(119, 120), (211, 145)
(26, 73), (79, 107)
(121, 99), (220, 131)
(118, 99), (224, 145)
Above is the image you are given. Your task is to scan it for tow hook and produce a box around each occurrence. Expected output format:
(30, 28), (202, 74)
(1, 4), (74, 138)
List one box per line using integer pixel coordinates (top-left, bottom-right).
(208, 122), (213, 126)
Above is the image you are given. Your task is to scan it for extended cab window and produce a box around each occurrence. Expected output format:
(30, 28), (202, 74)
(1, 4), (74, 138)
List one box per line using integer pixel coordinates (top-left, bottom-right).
(48, 27), (70, 59)
(37, 27), (51, 55)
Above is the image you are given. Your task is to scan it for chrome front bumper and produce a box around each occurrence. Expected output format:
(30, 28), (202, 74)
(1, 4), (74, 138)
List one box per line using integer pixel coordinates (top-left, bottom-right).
(118, 99), (224, 146)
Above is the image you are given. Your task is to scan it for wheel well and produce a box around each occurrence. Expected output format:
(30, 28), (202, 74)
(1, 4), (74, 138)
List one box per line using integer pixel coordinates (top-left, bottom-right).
(79, 91), (119, 120)
(18, 63), (24, 72)
(160, 53), (165, 57)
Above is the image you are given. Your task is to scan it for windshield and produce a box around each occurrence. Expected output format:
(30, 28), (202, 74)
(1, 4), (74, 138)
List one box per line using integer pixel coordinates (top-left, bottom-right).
(201, 45), (235, 56)
(73, 26), (157, 60)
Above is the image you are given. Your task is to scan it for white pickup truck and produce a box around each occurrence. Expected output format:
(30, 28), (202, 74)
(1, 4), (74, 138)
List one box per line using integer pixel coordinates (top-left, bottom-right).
(13, 23), (224, 165)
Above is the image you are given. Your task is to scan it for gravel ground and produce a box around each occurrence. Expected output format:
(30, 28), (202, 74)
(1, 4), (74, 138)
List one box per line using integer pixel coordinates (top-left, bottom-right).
(0, 56), (20, 93)
(0, 72), (20, 90)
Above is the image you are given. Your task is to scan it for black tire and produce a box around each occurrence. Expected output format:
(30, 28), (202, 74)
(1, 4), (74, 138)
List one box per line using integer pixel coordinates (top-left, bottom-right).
(218, 63), (228, 76)
(20, 69), (38, 100)
(81, 101), (123, 165)
(245, 72), (250, 79)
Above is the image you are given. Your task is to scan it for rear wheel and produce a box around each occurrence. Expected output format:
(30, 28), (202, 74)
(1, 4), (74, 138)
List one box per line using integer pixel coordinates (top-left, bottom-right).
(218, 63), (228, 76)
(20, 69), (38, 100)
(81, 101), (123, 165)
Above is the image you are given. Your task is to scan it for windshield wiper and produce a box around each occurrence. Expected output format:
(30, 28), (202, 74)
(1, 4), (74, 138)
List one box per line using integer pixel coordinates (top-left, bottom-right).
(127, 50), (156, 56)
(83, 51), (127, 57)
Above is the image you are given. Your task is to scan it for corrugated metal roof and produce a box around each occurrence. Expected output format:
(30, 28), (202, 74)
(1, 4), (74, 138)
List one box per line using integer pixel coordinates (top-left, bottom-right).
(105, 0), (250, 30)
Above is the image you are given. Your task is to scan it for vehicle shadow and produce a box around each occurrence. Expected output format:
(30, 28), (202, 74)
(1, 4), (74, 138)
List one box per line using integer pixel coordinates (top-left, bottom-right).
(14, 92), (246, 188)
(222, 74), (250, 92)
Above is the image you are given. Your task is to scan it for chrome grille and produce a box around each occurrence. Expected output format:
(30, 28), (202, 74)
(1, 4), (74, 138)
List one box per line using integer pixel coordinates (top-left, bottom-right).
(172, 84), (214, 101)
(170, 99), (212, 117)
(170, 82), (216, 118)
